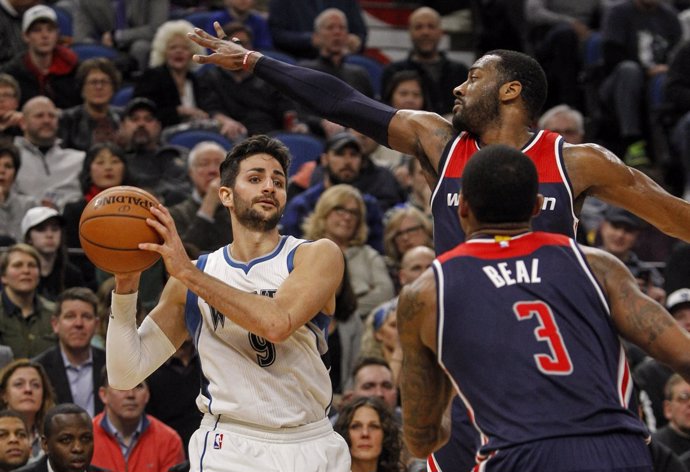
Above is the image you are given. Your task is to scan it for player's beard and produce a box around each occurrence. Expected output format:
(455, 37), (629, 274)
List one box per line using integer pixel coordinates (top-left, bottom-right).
(233, 193), (282, 232)
(452, 82), (501, 135)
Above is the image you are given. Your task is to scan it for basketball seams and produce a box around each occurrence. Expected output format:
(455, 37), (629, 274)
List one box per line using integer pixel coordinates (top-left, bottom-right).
(78, 185), (163, 273)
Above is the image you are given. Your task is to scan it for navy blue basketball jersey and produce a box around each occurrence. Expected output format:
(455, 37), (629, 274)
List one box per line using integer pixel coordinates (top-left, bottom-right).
(434, 232), (647, 460)
(430, 130), (577, 254)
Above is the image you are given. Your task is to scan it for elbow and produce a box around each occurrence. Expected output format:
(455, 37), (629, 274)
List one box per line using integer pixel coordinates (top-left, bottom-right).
(105, 369), (140, 391)
(403, 426), (447, 459)
(405, 441), (434, 459)
(262, 316), (293, 344)
(404, 437), (437, 459)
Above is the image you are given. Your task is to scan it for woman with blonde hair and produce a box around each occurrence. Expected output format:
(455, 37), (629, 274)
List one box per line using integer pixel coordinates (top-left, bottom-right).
(0, 359), (55, 462)
(303, 185), (395, 393)
(133, 19), (210, 128)
(304, 184), (395, 320)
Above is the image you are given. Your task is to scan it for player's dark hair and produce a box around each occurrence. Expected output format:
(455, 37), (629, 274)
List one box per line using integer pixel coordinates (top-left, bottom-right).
(486, 49), (547, 123)
(220, 135), (291, 188)
(462, 144), (538, 224)
(43, 403), (90, 437)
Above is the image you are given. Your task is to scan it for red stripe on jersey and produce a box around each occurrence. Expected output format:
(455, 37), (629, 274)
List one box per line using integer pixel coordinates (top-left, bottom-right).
(443, 130), (565, 183)
(428, 454), (440, 472)
(437, 232), (572, 263)
(442, 133), (476, 178)
(620, 358), (631, 407)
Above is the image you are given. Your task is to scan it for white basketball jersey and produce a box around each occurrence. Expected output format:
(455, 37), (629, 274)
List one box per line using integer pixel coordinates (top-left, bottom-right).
(185, 236), (333, 428)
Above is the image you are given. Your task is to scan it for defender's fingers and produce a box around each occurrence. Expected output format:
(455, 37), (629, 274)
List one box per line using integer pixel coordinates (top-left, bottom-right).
(213, 21), (226, 39)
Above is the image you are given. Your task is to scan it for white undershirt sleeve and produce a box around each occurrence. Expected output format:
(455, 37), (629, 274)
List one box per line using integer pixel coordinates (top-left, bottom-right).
(106, 291), (177, 390)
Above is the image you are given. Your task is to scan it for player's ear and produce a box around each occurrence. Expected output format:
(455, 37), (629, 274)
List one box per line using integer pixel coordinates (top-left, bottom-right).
(533, 194), (544, 217)
(458, 193), (470, 218)
(500, 80), (522, 102)
(219, 186), (233, 207)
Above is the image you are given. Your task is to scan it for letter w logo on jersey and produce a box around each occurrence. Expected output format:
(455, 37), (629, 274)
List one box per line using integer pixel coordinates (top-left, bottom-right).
(210, 307), (225, 331)
(447, 192), (460, 207)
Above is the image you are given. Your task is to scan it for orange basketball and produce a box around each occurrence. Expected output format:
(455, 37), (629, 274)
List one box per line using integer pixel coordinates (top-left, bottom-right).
(79, 186), (163, 274)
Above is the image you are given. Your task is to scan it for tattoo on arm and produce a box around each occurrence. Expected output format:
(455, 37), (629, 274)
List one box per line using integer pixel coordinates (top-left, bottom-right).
(400, 346), (451, 454)
(398, 285), (424, 324)
(398, 277), (449, 455)
(588, 249), (675, 349)
(616, 278), (675, 347)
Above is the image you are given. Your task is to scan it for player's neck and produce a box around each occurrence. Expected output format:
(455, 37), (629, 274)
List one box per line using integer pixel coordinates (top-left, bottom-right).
(479, 121), (533, 150)
(228, 228), (281, 263)
(466, 223), (531, 241)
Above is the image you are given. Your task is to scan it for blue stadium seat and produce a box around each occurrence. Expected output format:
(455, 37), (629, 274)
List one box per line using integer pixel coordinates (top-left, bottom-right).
(344, 54), (384, 99)
(111, 86), (134, 107)
(166, 129), (233, 151)
(272, 132), (324, 177)
(52, 6), (73, 39)
(583, 32), (602, 66)
(71, 43), (118, 61)
(649, 73), (666, 109)
(185, 11), (214, 30)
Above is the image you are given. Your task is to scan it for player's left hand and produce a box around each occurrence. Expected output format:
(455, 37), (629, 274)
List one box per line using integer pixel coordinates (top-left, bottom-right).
(140, 204), (195, 278)
(187, 22), (246, 70)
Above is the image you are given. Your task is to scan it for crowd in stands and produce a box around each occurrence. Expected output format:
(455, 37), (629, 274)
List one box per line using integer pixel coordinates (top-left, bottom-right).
(1, 0), (690, 470)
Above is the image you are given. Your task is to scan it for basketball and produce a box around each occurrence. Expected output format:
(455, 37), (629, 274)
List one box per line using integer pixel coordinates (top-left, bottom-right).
(79, 186), (163, 274)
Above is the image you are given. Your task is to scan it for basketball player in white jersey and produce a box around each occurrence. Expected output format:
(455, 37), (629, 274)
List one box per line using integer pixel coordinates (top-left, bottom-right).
(105, 135), (351, 472)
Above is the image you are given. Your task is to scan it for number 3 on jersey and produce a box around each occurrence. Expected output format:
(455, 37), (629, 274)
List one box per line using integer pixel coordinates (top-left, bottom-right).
(249, 333), (276, 367)
(513, 301), (573, 375)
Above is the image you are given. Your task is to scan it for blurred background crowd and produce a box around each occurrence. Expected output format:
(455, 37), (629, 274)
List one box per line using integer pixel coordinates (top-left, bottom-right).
(0, 0), (690, 471)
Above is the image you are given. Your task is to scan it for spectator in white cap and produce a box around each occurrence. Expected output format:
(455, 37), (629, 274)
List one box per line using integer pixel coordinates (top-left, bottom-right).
(2, 4), (80, 109)
(634, 288), (690, 433)
(0, 243), (55, 358)
(0, 0), (40, 67)
(20, 207), (87, 301)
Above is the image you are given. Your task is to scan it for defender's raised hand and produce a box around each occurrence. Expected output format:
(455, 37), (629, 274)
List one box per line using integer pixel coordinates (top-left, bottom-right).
(187, 22), (263, 71)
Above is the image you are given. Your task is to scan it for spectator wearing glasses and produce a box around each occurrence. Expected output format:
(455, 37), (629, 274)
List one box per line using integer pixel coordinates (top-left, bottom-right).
(653, 374), (690, 457)
(0, 74), (22, 139)
(303, 184), (394, 320)
(58, 59), (123, 152)
(382, 206), (432, 283)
